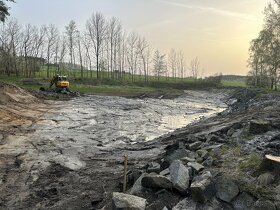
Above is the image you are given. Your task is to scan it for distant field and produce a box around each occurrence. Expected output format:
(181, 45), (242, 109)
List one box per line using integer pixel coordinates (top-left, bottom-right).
(222, 80), (246, 87)
(221, 75), (247, 87)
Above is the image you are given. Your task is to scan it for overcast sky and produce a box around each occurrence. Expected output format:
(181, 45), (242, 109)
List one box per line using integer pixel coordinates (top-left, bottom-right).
(8, 0), (270, 76)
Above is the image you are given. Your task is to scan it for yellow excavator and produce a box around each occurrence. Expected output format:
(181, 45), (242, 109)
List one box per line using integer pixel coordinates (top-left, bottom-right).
(49, 75), (70, 93)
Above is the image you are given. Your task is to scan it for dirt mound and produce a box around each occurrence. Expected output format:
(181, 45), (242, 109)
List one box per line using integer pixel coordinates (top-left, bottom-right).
(0, 83), (39, 105)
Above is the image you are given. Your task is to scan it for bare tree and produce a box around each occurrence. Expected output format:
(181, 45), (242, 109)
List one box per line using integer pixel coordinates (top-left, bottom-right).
(126, 32), (139, 81)
(45, 24), (59, 78)
(83, 32), (93, 77)
(65, 20), (77, 75)
(76, 31), (84, 78)
(137, 37), (149, 82)
(168, 49), (177, 79)
(153, 50), (166, 80)
(86, 12), (107, 79)
(177, 50), (185, 78)
(189, 57), (200, 79)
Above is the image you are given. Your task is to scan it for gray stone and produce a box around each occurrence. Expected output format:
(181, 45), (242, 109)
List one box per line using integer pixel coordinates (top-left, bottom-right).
(130, 173), (147, 196)
(180, 156), (196, 165)
(172, 198), (197, 210)
(189, 141), (202, 151)
(147, 162), (161, 174)
(203, 156), (214, 167)
(162, 207), (169, 210)
(206, 134), (222, 143)
(197, 197), (233, 210)
(141, 174), (172, 189)
(203, 144), (223, 151)
(165, 149), (190, 165)
(232, 192), (256, 210)
(112, 192), (146, 210)
(190, 171), (215, 203)
(249, 120), (271, 134)
(257, 172), (275, 185)
(215, 176), (239, 202)
(197, 149), (209, 160)
(187, 162), (205, 173)
(227, 128), (235, 136)
(186, 150), (199, 160)
(252, 199), (276, 210)
(160, 168), (170, 176)
(169, 160), (190, 193)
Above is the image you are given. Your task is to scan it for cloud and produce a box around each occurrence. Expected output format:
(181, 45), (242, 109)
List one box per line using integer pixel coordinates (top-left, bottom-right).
(159, 0), (256, 21)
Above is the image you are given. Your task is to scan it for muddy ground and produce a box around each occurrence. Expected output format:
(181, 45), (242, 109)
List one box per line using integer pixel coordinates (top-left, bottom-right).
(0, 84), (279, 210)
(0, 84), (228, 210)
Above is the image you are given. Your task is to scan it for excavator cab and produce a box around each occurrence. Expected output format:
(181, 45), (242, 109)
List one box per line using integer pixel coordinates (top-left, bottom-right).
(50, 75), (70, 93)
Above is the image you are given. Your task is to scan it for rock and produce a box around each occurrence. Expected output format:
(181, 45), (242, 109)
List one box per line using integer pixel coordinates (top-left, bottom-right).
(147, 162), (161, 174)
(165, 149), (190, 166)
(206, 134), (222, 143)
(189, 141), (202, 151)
(130, 173), (147, 196)
(162, 207), (168, 210)
(203, 144), (223, 151)
(227, 128), (235, 136)
(215, 176), (239, 202)
(186, 150), (199, 160)
(172, 198), (197, 210)
(203, 156), (214, 167)
(197, 197), (233, 210)
(257, 172), (275, 185)
(160, 168), (170, 176)
(252, 199), (276, 210)
(180, 156), (196, 165)
(249, 120), (271, 134)
(187, 162), (205, 173)
(197, 149), (209, 160)
(232, 192), (256, 210)
(141, 174), (172, 189)
(169, 160), (190, 193)
(190, 171), (215, 203)
(112, 192), (146, 210)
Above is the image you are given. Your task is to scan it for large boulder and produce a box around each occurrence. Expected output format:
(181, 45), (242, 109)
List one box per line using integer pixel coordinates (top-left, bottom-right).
(215, 176), (239, 202)
(190, 171), (215, 203)
(112, 192), (146, 210)
(249, 120), (271, 134)
(141, 174), (172, 189)
(232, 192), (256, 210)
(169, 160), (190, 193)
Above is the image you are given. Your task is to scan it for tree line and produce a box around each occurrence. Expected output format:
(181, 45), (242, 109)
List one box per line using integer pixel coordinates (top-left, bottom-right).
(248, 0), (280, 90)
(0, 12), (202, 81)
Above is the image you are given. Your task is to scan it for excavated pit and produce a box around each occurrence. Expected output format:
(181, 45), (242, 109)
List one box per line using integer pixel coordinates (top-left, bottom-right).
(0, 86), (228, 210)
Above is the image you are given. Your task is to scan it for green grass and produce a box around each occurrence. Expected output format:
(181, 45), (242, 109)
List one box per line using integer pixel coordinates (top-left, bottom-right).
(0, 65), (226, 96)
(222, 79), (247, 87)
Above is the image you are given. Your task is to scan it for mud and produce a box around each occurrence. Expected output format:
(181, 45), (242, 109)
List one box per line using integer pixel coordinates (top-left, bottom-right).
(0, 86), (227, 210)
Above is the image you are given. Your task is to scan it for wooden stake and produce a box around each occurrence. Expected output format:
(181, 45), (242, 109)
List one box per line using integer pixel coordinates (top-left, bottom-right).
(123, 155), (128, 192)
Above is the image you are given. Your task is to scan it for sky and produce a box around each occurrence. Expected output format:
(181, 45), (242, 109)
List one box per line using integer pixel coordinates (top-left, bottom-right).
(8, 0), (270, 76)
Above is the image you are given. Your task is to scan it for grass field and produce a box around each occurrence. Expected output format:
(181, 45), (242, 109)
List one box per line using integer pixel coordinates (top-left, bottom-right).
(0, 66), (249, 96)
